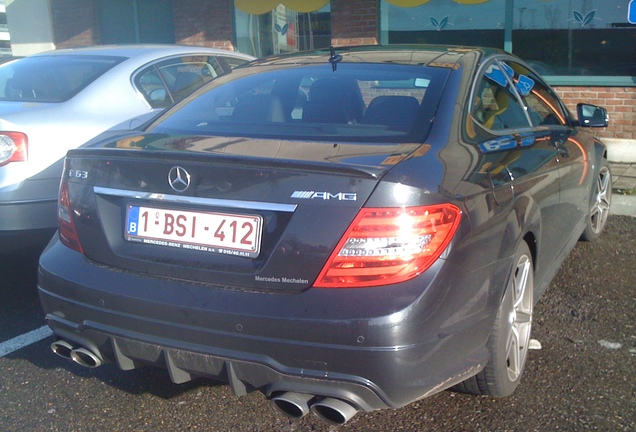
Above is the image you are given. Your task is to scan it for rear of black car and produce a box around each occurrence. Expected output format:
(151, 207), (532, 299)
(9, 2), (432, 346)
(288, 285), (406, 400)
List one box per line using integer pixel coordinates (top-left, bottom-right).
(38, 49), (505, 421)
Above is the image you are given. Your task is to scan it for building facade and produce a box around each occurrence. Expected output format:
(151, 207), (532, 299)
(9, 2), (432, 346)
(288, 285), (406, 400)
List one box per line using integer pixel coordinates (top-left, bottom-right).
(5, 0), (635, 151)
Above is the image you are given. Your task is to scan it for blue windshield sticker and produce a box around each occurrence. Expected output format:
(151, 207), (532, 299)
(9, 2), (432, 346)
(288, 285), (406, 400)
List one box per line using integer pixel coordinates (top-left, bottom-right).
(515, 75), (535, 96)
(485, 62), (514, 87)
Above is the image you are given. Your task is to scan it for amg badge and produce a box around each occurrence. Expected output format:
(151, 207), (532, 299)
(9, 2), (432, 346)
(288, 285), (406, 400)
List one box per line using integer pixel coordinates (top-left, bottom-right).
(291, 191), (357, 201)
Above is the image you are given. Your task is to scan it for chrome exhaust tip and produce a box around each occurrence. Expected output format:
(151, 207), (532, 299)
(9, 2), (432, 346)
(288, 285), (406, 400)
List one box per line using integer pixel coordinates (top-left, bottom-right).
(269, 392), (313, 419)
(50, 340), (75, 359)
(70, 347), (103, 368)
(310, 397), (359, 425)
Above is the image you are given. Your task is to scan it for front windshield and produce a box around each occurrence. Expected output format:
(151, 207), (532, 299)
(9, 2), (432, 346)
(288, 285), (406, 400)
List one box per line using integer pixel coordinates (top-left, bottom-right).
(0, 55), (125, 103)
(149, 63), (450, 143)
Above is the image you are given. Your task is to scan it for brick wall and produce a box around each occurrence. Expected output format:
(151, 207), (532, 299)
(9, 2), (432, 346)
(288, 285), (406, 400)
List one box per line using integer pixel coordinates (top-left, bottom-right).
(173, 0), (234, 50)
(554, 86), (636, 140)
(330, 0), (378, 47)
(51, 0), (99, 48)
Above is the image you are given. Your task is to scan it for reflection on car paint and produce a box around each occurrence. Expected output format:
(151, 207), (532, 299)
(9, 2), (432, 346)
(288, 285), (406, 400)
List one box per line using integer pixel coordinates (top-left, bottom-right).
(478, 132), (535, 153)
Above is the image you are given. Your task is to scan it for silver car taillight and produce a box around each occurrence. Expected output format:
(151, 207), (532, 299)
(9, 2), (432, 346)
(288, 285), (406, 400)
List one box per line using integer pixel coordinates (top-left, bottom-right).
(0, 132), (28, 166)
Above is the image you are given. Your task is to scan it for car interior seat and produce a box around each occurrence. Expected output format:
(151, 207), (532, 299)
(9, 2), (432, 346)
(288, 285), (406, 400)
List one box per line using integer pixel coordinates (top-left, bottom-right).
(172, 71), (204, 102)
(231, 93), (286, 123)
(362, 95), (420, 131)
(302, 77), (365, 124)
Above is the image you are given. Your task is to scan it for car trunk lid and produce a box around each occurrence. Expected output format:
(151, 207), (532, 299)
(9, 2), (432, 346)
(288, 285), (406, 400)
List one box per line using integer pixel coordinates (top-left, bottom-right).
(63, 134), (423, 292)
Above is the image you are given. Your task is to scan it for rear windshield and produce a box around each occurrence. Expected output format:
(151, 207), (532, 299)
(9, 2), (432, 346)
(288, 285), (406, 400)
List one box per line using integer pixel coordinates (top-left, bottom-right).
(0, 55), (125, 102)
(149, 63), (450, 143)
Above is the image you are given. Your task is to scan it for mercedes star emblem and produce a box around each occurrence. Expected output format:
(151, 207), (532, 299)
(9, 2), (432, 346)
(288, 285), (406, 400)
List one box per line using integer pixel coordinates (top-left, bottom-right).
(168, 166), (191, 192)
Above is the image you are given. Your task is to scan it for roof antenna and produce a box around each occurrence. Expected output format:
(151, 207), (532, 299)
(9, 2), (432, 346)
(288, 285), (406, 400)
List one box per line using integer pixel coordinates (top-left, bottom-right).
(329, 45), (342, 72)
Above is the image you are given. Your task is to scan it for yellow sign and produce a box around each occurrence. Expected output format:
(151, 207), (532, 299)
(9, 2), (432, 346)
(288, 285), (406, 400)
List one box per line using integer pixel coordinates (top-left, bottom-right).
(234, 0), (329, 15)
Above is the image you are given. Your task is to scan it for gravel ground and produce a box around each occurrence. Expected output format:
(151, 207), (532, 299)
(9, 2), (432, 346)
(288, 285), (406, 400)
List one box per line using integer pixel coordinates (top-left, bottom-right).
(302, 215), (636, 430)
(1, 216), (634, 431)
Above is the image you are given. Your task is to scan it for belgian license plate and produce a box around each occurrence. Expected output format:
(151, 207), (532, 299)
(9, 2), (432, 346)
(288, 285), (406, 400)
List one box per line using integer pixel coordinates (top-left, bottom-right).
(125, 205), (262, 258)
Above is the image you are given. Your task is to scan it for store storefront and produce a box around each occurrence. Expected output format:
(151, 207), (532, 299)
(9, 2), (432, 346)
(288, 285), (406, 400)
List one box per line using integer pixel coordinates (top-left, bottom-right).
(20, 0), (634, 143)
(226, 0), (634, 144)
(233, 0), (331, 57)
(380, 0), (635, 84)
(231, 0), (634, 81)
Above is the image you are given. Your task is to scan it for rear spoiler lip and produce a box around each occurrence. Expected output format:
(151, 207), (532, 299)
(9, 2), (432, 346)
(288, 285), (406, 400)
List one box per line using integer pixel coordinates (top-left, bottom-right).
(66, 147), (391, 180)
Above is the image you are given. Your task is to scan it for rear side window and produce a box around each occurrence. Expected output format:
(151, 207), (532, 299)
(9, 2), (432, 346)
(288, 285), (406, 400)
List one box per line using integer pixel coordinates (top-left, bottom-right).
(511, 63), (567, 126)
(471, 61), (531, 131)
(135, 56), (225, 109)
(148, 63), (450, 143)
(0, 55), (124, 102)
(220, 55), (251, 69)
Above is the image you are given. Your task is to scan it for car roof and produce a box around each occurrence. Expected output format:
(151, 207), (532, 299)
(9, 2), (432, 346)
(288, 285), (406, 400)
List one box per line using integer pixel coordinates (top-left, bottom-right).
(250, 44), (504, 69)
(30, 44), (254, 62)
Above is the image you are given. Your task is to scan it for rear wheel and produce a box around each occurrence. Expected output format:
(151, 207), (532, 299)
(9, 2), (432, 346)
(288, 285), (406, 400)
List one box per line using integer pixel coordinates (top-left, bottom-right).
(455, 242), (534, 397)
(580, 160), (611, 242)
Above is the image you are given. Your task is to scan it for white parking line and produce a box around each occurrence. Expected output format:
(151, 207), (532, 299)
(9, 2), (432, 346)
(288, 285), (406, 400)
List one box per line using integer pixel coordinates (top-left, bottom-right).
(0, 326), (53, 358)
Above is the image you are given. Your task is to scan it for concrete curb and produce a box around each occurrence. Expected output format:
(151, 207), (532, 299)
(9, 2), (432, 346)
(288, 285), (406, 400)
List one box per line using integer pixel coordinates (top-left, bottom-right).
(610, 195), (636, 217)
(604, 140), (636, 217)
(603, 138), (636, 164)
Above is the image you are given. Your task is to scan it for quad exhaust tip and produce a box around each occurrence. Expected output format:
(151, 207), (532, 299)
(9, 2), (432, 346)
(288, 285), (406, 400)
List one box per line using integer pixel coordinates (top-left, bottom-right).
(70, 347), (103, 368)
(270, 392), (359, 425)
(50, 339), (103, 368)
(310, 397), (359, 425)
(270, 392), (313, 419)
(50, 340), (74, 359)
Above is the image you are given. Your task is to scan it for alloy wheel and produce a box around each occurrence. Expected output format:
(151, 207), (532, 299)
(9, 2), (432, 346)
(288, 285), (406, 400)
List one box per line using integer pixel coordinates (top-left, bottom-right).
(589, 165), (611, 235)
(505, 253), (533, 382)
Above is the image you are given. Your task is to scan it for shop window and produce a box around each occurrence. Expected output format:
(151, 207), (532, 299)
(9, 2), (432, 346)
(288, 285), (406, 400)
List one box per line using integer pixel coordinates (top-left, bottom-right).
(380, 1), (505, 49)
(380, 0), (636, 78)
(512, 0), (635, 76)
(234, 2), (331, 57)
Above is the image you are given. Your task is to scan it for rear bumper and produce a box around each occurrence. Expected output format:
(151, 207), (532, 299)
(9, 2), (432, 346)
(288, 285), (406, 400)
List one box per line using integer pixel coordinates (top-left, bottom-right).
(0, 197), (57, 253)
(38, 239), (495, 411)
(0, 197), (57, 229)
(0, 176), (59, 252)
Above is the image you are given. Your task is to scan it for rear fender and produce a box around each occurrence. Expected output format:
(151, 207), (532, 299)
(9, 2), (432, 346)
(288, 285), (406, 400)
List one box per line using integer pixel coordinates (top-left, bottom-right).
(498, 194), (540, 301)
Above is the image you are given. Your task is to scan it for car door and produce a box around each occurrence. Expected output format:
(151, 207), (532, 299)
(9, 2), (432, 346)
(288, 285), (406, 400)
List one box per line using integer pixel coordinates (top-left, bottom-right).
(515, 62), (591, 247)
(467, 57), (562, 285)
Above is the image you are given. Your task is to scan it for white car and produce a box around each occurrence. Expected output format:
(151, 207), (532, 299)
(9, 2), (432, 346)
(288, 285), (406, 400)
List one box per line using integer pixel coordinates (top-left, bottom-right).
(0, 45), (254, 252)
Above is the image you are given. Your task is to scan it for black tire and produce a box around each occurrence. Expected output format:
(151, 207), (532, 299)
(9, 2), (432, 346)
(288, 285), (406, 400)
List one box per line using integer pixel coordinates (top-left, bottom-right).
(454, 241), (534, 397)
(580, 159), (611, 242)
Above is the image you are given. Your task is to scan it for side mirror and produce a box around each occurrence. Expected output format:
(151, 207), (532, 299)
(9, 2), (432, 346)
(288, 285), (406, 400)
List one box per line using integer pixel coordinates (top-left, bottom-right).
(576, 103), (608, 128)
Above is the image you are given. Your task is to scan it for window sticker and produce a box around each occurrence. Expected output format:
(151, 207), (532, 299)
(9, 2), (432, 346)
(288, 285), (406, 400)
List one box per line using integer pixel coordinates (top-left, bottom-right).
(484, 62), (514, 87)
(515, 75), (535, 96)
(485, 62), (535, 97)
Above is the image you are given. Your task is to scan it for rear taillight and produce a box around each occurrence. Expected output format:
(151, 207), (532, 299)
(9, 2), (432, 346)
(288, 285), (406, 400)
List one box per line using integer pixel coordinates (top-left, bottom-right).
(314, 204), (461, 288)
(58, 179), (84, 253)
(0, 132), (28, 166)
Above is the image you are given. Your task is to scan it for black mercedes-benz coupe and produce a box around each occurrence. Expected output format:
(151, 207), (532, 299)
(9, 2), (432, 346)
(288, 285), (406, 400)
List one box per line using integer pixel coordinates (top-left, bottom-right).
(38, 45), (611, 425)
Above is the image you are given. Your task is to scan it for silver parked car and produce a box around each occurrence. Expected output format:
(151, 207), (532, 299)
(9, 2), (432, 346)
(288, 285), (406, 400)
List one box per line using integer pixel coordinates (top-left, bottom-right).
(0, 45), (253, 252)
